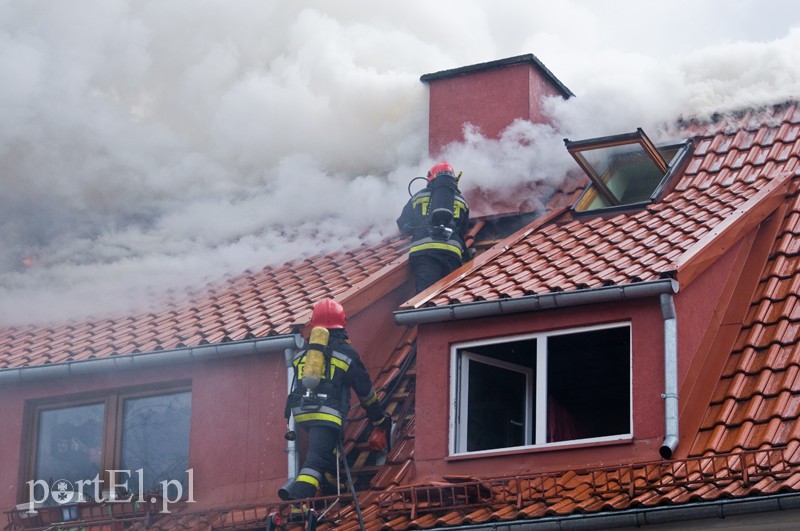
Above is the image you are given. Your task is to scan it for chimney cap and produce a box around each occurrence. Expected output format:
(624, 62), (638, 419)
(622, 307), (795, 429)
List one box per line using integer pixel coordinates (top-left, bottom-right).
(420, 53), (574, 99)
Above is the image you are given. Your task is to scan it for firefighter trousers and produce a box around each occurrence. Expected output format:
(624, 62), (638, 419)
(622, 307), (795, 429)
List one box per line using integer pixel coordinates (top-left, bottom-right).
(410, 252), (462, 293)
(285, 425), (340, 500)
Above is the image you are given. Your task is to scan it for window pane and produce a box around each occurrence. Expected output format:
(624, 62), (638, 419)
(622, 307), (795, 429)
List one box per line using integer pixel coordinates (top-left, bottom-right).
(35, 403), (104, 496)
(121, 391), (191, 497)
(579, 144), (665, 204)
(568, 130), (688, 214)
(547, 326), (630, 442)
(466, 360), (527, 452)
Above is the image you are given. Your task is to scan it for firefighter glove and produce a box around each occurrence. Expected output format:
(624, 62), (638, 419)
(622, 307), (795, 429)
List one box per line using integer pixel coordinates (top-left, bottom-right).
(368, 412), (392, 452)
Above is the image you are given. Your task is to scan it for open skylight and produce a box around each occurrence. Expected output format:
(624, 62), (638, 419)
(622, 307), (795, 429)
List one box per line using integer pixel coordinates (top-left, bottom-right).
(566, 128), (692, 213)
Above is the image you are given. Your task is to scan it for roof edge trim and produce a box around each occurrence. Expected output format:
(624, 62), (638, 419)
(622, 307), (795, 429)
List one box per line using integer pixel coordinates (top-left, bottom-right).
(432, 490), (800, 531)
(0, 334), (303, 384)
(673, 169), (796, 287)
(292, 256), (410, 330)
(394, 279), (678, 326)
(420, 53), (574, 99)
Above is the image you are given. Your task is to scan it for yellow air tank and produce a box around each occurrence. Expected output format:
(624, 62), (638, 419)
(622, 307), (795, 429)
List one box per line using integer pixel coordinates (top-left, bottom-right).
(302, 326), (329, 390)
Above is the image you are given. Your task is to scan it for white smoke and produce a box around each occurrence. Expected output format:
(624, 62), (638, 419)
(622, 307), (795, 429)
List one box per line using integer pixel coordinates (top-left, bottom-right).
(1, 0), (799, 325)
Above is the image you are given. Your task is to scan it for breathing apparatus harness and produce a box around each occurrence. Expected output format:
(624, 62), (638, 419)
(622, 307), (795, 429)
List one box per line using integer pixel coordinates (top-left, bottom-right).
(284, 326), (342, 440)
(406, 170), (463, 240)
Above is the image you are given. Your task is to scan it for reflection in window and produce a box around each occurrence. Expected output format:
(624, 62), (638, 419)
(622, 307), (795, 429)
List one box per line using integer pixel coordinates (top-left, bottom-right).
(566, 129), (691, 213)
(453, 324), (631, 454)
(461, 352), (532, 452)
(34, 403), (104, 499)
(122, 391), (192, 497)
(547, 327), (631, 442)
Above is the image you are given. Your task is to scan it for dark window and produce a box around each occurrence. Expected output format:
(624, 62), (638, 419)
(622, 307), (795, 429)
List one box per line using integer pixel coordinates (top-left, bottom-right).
(121, 392), (192, 496)
(35, 403), (104, 493)
(453, 325), (630, 454)
(26, 386), (191, 502)
(566, 129), (692, 213)
(462, 352), (532, 452)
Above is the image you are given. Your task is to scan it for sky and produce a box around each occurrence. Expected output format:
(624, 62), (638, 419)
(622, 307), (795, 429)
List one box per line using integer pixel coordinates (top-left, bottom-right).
(1, 0), (799, 325)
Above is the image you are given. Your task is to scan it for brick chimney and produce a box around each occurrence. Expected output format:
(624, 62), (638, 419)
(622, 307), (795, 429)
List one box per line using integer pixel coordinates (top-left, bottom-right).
(420, 53), (573, 157)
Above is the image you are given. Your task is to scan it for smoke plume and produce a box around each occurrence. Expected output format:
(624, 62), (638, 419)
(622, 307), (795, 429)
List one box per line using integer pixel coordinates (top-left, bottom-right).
(1, 0), (798, 325)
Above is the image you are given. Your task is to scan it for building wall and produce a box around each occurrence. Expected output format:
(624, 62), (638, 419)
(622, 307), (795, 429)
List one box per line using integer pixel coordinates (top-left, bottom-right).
(0, 352), (291, 512)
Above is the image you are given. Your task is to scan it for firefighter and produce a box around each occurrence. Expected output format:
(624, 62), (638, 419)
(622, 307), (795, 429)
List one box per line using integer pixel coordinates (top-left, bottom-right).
(397, 161), (470, 293)
(279, 298), (391, 501)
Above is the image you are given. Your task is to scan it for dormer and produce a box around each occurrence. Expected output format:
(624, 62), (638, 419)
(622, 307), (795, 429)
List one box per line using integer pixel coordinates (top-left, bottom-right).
(395, 115), (791, 482)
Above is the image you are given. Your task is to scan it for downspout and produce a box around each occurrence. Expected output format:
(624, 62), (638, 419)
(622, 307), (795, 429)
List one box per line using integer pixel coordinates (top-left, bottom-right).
(659, 293), (679, 458)
(284, 342), (303, 481)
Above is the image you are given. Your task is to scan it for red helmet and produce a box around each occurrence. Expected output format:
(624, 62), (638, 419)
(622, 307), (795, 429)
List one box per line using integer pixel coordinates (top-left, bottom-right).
(427, 161), (455, 182)
(310, 298), (346, 328)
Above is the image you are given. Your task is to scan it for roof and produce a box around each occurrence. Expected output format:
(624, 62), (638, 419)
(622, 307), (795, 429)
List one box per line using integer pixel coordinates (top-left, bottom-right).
(404, 108), (799, 310)
(0, 237), (408, 370)
(3, 101), (800, 530)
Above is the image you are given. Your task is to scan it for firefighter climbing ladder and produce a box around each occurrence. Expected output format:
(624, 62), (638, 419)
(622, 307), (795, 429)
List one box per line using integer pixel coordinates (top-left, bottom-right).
(266, 440), (365, 531)
(268, 342), (414, 529)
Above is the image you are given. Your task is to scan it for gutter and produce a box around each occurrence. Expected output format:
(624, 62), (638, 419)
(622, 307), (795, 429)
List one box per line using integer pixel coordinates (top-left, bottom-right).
(0, 334), (303, 384)
(394, 279), (679, 326)
(428, 491), (800, 530)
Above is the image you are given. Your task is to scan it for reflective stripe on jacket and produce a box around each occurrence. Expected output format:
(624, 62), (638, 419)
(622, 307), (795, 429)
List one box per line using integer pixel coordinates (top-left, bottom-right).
(411, 191), (468, 219)
(289, 348), (353, 429)
(288, 331), (375, 430)
(396, 186), (469, 260)
(409, 237), (464, 257)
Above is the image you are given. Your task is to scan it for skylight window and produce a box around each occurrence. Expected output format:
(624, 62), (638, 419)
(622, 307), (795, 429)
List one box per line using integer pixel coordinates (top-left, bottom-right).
(566, 128), (692, 213)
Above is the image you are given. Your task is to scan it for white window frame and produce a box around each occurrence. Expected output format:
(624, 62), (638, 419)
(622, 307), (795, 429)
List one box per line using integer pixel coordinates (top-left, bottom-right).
(455, 351), (534, 453)
(450, 322), (632, 456)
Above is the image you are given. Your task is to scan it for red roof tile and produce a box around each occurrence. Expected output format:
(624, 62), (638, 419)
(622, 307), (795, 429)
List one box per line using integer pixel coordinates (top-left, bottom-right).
(404, 107), (799, 310)
(0, 238), (408, 370)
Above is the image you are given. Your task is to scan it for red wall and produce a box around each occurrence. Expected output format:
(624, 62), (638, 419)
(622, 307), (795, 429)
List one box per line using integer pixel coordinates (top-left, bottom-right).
(414, 299), (664, 481)
(426, 63), (563, 157)
(0, 353), (290, 512)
